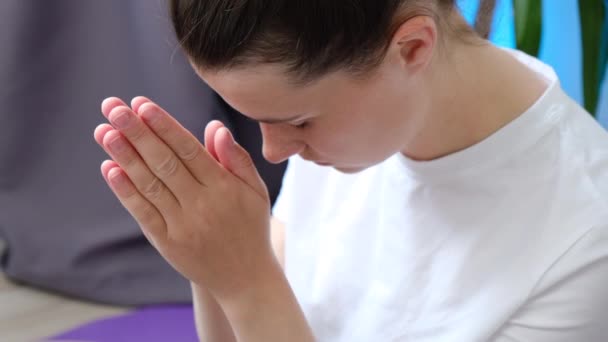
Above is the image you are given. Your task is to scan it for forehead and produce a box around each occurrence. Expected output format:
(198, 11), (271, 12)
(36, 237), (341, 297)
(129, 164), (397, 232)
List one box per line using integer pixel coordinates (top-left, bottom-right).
(195, 65), (319, 117)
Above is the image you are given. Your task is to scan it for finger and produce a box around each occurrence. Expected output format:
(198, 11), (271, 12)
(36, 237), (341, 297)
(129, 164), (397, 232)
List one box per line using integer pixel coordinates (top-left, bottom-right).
(107, 105), (200, 199)
(131, 96), (151, 114)
(101, 97), (128, 118)
(215, 127), (269, 201)
(94, 123), (114, 146)
(204, 120), (225, 161)
(100, 159), (120, 183)
(103, 165), (168, 243)
(137, 101), (222, 184)
(101, 129), (182, 216)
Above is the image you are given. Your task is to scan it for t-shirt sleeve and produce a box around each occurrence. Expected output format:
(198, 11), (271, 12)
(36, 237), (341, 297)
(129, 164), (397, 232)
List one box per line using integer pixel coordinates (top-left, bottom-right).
(491, 224), (608, 342)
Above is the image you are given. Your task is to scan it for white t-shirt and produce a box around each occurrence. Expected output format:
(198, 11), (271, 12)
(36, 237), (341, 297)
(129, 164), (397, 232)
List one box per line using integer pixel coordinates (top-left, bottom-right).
(273, 50), (608, 342)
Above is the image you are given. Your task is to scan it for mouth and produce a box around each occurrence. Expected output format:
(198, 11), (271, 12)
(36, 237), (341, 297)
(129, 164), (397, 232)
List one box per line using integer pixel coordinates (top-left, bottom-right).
(299, 154), (331, 166)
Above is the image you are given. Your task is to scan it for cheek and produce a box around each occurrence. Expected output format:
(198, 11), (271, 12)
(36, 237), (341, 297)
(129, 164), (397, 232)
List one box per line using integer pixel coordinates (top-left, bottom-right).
(306, 120), (366, 157)
(335, 114), (403, 161)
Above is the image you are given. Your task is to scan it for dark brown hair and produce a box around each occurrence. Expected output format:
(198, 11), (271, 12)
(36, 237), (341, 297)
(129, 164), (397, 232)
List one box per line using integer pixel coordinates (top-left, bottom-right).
(170, 0), (490, 84)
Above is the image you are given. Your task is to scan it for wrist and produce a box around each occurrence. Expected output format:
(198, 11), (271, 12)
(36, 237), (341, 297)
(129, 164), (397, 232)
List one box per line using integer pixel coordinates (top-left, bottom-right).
(216, 254), (285, 317)
(215, 256), (315, 341)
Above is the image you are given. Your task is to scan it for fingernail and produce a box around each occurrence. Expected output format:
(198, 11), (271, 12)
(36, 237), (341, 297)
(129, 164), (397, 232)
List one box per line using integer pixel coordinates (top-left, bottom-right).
(111, 112), (133, 129)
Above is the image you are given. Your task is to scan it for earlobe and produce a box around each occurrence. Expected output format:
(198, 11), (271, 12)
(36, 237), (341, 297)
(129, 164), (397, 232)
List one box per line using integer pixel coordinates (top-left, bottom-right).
(389, 16), (437, 72)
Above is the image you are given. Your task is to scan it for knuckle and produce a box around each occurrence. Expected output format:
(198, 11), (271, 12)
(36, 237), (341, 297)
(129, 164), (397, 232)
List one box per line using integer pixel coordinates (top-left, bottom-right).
(142, 177), (165, 200)
(137, 201), (159, 225)
(122, 154), (139, 168)
(129, 126), (147, 142)
(120, 182), (139, 198)
(179, 142), (201, 161)
(152, 118), (171, 136)
(132, 199), (169, 245)
(154, 155), (179, 178)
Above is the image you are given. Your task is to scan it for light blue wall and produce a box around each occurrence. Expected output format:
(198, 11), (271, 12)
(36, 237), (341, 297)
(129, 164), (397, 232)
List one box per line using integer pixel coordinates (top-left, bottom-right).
(457, 0), (608, 127)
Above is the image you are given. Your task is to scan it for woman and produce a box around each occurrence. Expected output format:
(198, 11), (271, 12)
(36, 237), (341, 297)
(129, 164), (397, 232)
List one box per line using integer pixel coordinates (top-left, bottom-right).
(94, 0), (608, 340)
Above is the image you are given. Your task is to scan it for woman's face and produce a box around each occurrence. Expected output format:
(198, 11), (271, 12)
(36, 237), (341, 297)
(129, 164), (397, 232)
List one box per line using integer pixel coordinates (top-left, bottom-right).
(196, 58), (429, 173)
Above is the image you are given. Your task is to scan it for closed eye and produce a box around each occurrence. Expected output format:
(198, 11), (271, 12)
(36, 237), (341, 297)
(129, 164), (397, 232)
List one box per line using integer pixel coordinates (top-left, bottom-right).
(291, 120), (309, 129)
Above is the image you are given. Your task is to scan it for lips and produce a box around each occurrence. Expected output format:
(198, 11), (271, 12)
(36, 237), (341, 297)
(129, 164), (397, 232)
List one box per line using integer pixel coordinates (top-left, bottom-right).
(299, 153), (331, 166)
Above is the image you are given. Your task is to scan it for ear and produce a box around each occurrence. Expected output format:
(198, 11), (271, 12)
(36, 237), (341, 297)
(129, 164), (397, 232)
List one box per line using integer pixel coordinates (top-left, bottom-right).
(386, 16), (438, 74)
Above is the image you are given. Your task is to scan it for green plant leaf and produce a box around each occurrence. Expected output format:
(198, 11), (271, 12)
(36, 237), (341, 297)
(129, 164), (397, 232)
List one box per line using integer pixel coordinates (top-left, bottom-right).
(579, 0), (605, 116)
(513, 0), (542, 57)
(599, 1), (608, 88)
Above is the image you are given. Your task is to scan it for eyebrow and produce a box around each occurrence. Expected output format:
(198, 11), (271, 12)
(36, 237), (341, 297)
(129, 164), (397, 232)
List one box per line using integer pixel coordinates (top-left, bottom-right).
(247, 113), (307, 124)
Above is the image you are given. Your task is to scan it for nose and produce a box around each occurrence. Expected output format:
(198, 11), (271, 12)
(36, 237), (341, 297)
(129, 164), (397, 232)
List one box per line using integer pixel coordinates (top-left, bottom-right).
(259, 123), (305, 164)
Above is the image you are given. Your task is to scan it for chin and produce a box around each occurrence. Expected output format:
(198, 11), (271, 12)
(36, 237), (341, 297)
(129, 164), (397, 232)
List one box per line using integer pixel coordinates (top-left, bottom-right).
(333, 166), (368, 174)
(307, 158), (373, 174)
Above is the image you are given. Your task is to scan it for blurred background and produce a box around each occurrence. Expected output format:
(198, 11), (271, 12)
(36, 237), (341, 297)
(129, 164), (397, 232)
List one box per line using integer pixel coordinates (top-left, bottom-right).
(0, 0), (606, 341)
(458, 0), (608, 125)
(0, 1), (286, 340)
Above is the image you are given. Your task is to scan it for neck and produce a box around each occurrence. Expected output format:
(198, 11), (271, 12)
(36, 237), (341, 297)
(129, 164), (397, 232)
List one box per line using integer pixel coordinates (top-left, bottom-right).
(400, 42), (548, 161)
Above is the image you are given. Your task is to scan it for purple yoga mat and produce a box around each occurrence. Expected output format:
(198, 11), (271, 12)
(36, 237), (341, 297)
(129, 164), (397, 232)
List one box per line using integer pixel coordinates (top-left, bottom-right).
(49, 305), (197, 342)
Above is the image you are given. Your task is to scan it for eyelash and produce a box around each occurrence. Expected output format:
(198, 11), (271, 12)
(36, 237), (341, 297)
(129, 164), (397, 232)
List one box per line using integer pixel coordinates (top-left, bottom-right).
(292, 121), (309, 129)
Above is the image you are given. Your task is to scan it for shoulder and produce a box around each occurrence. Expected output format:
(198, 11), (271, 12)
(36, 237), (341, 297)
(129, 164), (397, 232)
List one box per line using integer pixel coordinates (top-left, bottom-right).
(493, 224), (608, 341)
(534, 223), (608, 293)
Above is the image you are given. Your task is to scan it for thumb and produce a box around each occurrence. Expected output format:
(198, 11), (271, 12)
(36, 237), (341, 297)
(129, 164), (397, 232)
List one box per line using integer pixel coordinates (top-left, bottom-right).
(215, 127), (269, 201)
